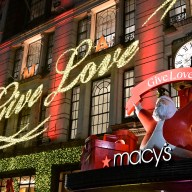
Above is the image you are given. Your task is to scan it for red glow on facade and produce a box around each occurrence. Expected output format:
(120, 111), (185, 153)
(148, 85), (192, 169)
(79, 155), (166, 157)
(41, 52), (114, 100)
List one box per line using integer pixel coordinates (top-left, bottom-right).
(135, 1), (164, 111)
(45, 22), (71, 141)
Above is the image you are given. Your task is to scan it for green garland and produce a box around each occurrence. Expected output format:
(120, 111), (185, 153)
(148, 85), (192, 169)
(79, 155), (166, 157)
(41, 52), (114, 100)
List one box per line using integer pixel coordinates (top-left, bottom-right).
(0, 146), (82, 192)
(13, 178), (19, 192)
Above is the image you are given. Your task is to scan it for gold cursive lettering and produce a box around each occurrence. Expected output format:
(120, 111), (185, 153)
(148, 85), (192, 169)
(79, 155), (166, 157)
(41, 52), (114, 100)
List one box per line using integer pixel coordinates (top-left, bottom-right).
(0, 83), (43, 120)
(0, 38), (139, 148)
(44, 39), (139, 106)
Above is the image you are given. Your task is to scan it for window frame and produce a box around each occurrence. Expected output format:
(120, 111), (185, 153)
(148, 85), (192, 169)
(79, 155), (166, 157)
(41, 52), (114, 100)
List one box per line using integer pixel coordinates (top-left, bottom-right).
(45, 32), (55, 71)
(122, 69), (135, 121)
(26, 39), (42, 76)
(37, 95), (47, 145)
(12, 34), (43, 80)
(12, 47), (23, 80)
(124, 0), (135, 43)
(76, 17), (90, 58)
(95, 5), (116, 49)
(17, 106), (31, 132)
(90, 1), (116, 50)
(89, 77), (111, 135)
(69, 86), (80, 140)
(0, 175), (35, 192)
(169, 0), (187, 25)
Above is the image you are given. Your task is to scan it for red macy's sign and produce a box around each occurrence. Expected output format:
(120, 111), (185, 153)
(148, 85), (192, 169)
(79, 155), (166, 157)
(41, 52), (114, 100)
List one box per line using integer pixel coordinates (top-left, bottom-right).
(126, 68), (192, 115)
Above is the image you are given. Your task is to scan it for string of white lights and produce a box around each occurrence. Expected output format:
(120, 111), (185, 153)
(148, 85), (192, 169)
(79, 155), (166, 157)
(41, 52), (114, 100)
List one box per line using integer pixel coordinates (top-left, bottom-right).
(0, 116), (50, 149)
(142, 0), (177, 26)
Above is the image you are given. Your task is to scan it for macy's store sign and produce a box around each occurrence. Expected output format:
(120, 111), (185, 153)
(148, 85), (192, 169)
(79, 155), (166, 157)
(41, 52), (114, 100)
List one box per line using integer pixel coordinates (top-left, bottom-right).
(80, 132), (173, 171)
(113, 144), (172, 168)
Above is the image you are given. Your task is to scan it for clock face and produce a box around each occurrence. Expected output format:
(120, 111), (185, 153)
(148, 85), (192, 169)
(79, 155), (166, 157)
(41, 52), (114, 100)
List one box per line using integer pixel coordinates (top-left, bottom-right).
(174, 40), (192, 68)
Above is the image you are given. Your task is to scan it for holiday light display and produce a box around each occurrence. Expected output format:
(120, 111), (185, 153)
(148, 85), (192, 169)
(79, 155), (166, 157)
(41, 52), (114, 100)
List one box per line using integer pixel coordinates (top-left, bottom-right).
(0, 0), (177, 146)
(0, 39), (139, 149)
(44, 39), (139, 106)
(0, 116), (50, 149)
(0, 1), (181, 191)
(0, 83), (43, 120)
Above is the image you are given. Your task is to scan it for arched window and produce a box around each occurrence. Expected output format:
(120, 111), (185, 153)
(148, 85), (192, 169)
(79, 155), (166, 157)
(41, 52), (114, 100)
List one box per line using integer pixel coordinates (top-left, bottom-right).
(91, 78), (111, 135)
(95, 6), (116, 48)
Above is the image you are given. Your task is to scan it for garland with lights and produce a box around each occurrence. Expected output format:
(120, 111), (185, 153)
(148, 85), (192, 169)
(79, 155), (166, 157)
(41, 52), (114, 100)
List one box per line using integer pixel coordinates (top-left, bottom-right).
(0, 116), (50, 150)
(0, 146), (82, 192)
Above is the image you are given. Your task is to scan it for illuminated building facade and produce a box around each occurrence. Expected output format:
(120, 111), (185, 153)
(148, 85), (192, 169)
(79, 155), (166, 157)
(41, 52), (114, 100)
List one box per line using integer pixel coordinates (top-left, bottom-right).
(0, 0), (192, 191)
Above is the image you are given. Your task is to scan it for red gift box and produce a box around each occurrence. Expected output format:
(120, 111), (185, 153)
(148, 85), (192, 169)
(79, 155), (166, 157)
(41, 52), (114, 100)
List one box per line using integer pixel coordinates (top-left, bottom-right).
(81, 130), (138, 171)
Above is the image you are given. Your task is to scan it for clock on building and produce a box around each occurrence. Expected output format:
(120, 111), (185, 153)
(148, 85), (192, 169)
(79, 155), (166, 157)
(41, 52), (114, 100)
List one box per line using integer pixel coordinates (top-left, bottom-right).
(174, 39), (192, 68)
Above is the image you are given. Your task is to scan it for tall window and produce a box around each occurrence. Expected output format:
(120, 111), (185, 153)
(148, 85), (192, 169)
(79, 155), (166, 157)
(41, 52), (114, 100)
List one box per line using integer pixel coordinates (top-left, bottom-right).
(70, 86), (80, 139)
(18, 107), (30, 133)
(46, 33), (54, 70)
(37, 96), (47, 144)
(13, 48), (23, 80)
(0, 175), (35, 191)
(124, 70), (134, 117)
(77, 18), (89, 58)
(91, 78), (111, 135)
(124, 0), (135, 42)
(17, 107), (31, 148)
(30, 0), (46, 21)
(13, 35), (44, 80)
(95, 6), (116, 48)
(169, 0), (186, 25)
(26, 39), (42, 75)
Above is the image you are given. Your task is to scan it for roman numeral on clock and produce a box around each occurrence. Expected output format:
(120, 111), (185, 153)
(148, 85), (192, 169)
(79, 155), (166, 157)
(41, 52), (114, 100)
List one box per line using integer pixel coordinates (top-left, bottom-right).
(175, 61), (182, 65)
(183, 46), (188, 52)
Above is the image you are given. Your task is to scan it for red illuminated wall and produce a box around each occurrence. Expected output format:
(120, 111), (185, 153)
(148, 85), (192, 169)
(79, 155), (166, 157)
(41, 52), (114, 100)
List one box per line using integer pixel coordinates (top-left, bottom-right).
(0, 43), (12, 86)
(45, 10), (76, 142)
(135, 0), (165, 110)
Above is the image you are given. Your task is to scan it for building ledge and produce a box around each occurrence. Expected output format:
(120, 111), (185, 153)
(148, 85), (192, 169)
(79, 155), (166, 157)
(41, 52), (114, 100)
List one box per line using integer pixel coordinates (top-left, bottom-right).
(66, 159), (192, 191)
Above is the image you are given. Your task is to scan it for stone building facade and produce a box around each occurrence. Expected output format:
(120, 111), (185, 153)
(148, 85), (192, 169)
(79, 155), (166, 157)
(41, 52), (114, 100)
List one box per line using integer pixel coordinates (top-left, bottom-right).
(0, 0), (191, 191)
